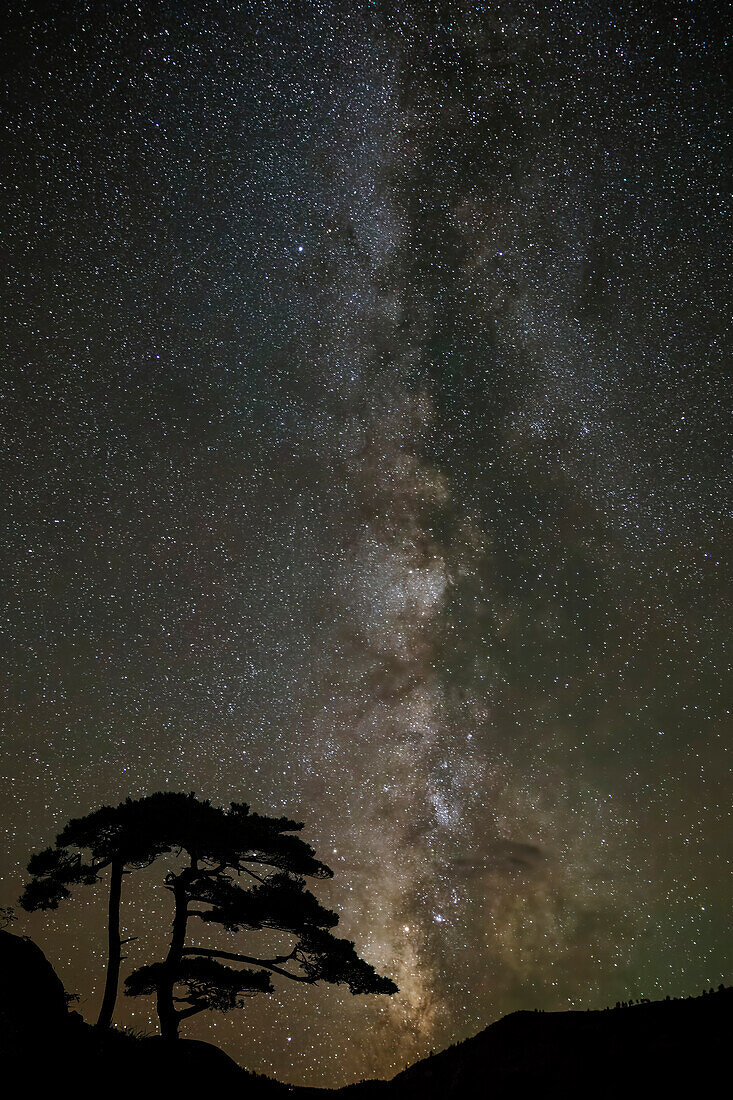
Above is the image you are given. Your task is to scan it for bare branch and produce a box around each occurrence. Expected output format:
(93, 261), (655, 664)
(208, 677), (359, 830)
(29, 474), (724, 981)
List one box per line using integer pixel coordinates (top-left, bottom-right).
(177, 1002), (209, 1021)
(237, 864), (269, 885)
(183, 946), (313, 983)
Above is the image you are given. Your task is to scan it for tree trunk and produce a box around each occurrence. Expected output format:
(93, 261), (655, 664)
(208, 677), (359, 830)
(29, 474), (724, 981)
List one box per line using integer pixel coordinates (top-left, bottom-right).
(157, 876), (190, 1040)
(157, 981), (179, 1041)
(96, 856), (123, 1029)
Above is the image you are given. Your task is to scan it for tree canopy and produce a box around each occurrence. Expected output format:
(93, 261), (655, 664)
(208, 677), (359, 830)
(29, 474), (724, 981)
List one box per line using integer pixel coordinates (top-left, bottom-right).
(20, 791), (397, 1040)
(121, 794), (397, 1038)
(20, 796), (176, 1027)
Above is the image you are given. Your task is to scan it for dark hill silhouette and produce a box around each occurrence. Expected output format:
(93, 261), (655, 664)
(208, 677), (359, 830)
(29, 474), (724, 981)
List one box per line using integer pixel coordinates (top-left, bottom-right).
(341, 987), (732, 1098)
(0, 929), (290, 1092)
(1, 930), (729, 1095)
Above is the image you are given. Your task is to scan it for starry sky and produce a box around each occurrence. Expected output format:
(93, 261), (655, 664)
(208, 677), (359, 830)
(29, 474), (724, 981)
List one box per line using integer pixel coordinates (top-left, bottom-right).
(1, 0), (731, 1088)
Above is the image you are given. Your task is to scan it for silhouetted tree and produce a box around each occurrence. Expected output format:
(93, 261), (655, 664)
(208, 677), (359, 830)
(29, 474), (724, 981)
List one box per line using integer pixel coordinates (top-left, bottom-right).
(20, 798), (174, 1028)
(123, 793), (397, 1039)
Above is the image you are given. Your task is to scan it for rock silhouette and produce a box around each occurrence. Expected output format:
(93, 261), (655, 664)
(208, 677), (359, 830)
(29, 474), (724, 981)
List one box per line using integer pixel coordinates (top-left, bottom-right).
(0, 928), (68, 1035)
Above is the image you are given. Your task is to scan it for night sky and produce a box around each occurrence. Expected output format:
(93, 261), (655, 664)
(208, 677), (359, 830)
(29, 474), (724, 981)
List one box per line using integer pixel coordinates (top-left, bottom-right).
(1, 0), (731, 1088)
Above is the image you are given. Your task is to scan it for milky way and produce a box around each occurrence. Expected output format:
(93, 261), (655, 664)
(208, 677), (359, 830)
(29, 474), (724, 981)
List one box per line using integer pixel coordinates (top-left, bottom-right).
(1, 1), (731, 1088)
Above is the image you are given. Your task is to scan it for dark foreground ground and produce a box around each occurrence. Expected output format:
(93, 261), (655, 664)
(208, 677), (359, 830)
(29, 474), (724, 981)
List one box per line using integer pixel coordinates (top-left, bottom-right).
(1, 929), (729, 1096)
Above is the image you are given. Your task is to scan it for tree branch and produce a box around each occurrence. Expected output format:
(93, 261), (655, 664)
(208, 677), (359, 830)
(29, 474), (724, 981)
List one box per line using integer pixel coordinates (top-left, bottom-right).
(183, 947), (312, 983)
(176, 1002), (209, 1021)
(237, 864), (268, 885)
(199, 859), (227, 875)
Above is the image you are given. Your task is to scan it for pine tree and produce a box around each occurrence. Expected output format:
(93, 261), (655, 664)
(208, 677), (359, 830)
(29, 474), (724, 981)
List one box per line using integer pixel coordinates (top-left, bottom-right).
(123, 794), (397, 1038)
(20, 797), (173, 1028)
